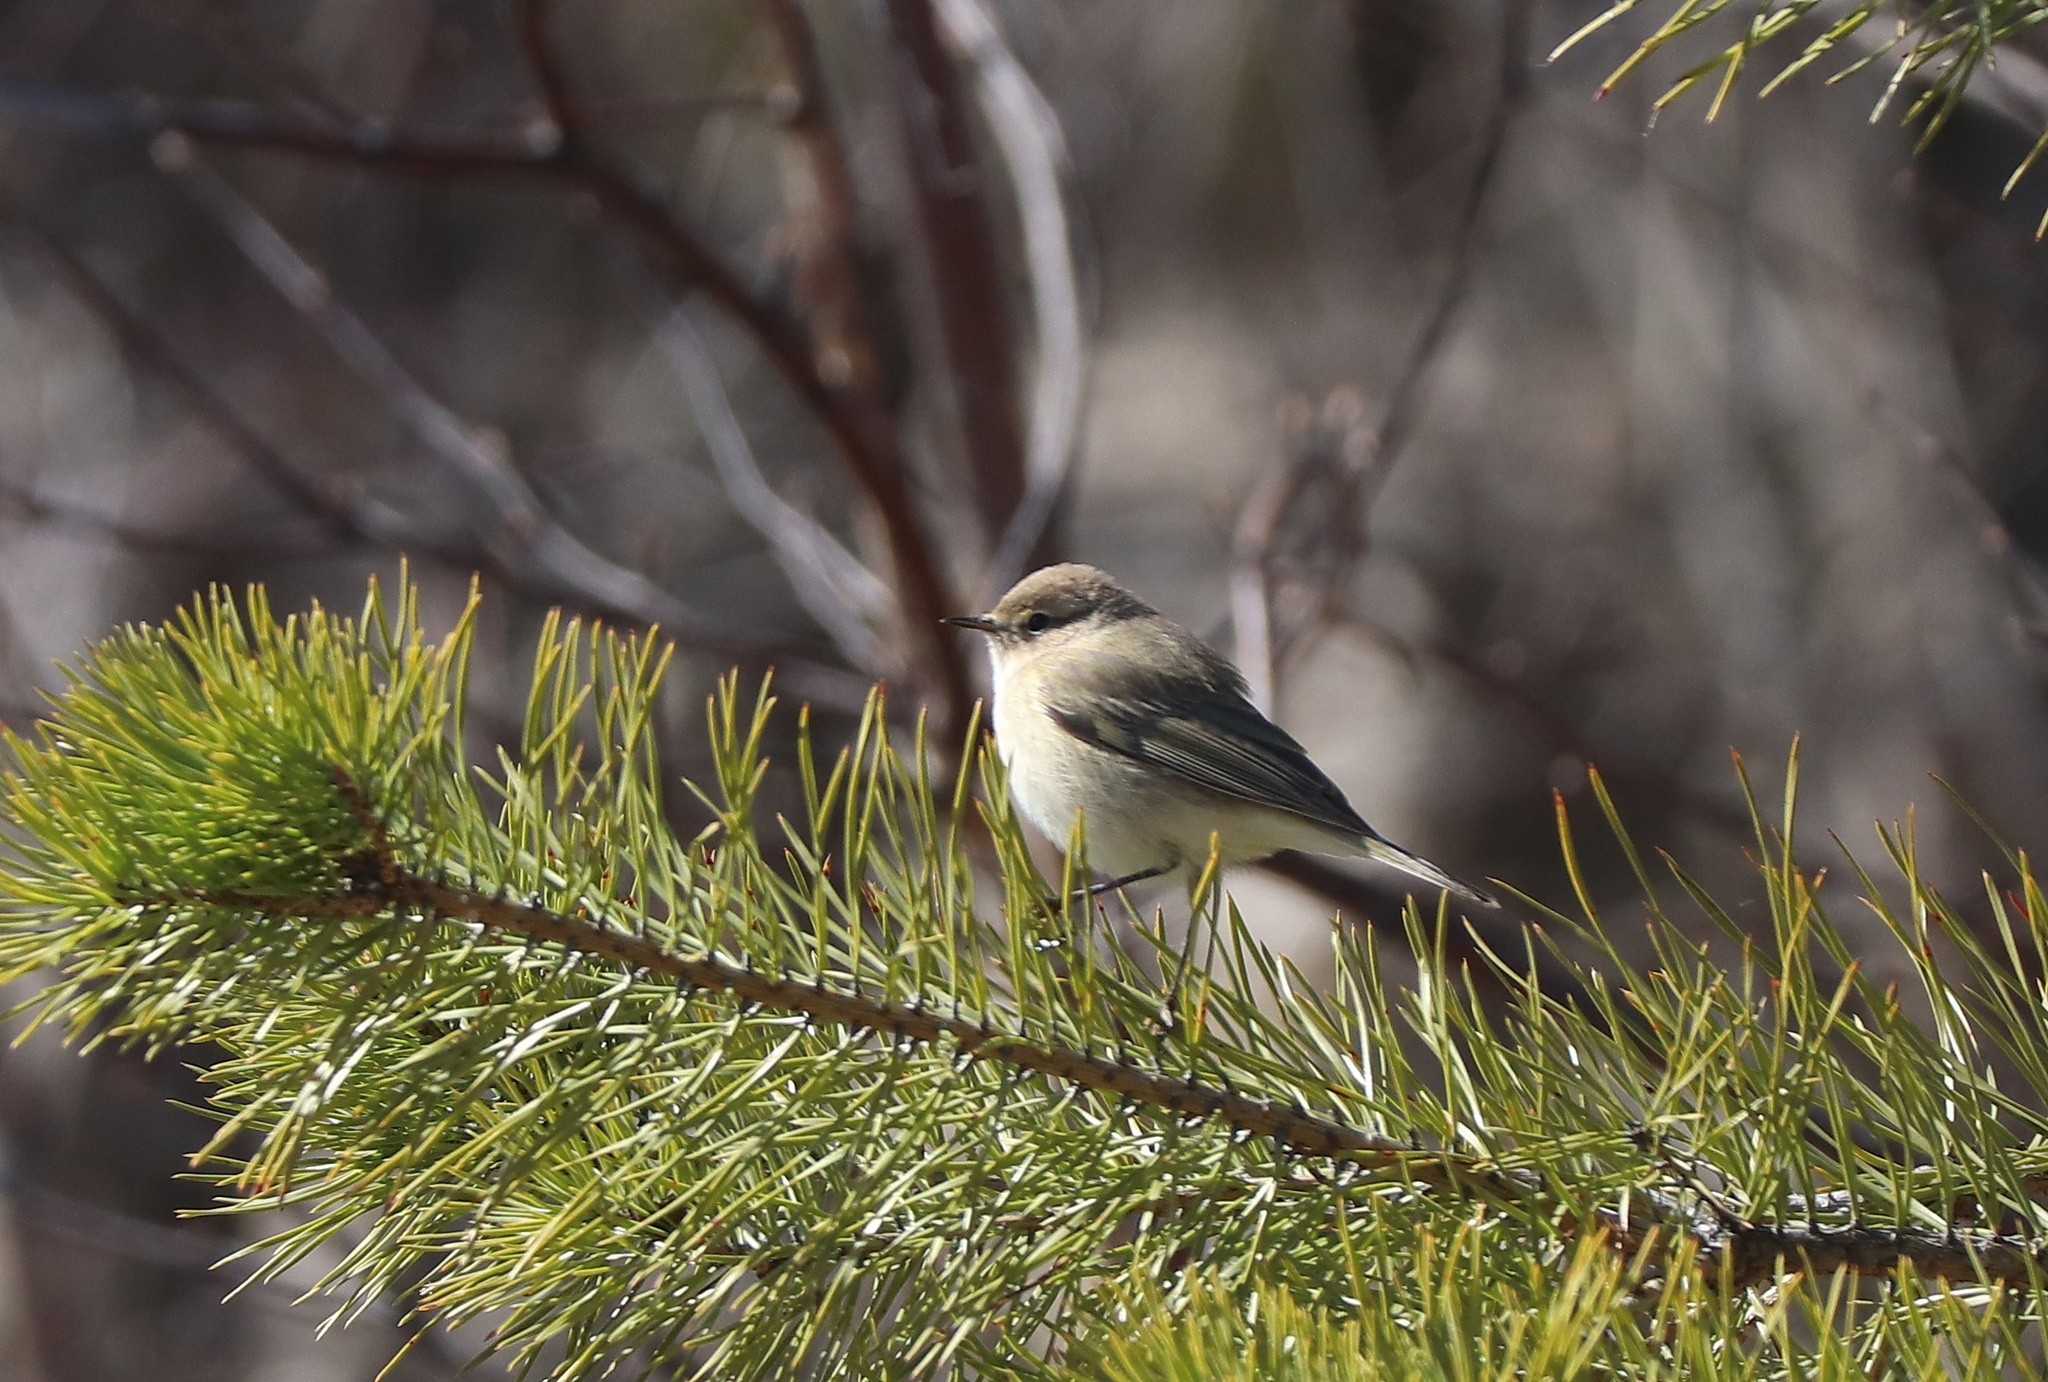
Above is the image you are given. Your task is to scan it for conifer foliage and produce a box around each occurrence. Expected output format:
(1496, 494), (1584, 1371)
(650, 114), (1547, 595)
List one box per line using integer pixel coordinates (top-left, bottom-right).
(2, 579), (2048, 1375)
(1558, 0), (2048, 131)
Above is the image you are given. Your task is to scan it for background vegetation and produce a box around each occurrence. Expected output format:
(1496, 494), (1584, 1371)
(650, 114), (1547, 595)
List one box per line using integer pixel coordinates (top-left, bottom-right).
(3, 0), (2048, 1375)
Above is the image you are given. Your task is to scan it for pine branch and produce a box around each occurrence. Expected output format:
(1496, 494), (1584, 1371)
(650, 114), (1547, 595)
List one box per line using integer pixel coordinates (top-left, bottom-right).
(1557, 0), (2048, 205)
(6, 576), (2048, 1374)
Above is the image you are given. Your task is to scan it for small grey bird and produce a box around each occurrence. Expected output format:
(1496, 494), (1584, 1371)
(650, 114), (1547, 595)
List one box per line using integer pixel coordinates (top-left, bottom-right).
(945, 563), (1497, 907)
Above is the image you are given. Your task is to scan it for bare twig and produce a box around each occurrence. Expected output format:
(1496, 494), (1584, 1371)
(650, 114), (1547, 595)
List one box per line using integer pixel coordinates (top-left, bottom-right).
(0, 67), (973, 722)
(1345, 0), (1527, 527)
(755, 0), (891, 400)
(879, 0), (1028, 544)
(1230, 0), (1530, 688)
(1228, 464), (1290, 714)
(938, 0), (1088, 594)
(616, 248), (896, 669)
(0, 202), (420, 545)
(0, 480), (342, 557)
(156, 139), (749, 645)
(1229, 392), (1365, 712)
(0, 207), (871, 706)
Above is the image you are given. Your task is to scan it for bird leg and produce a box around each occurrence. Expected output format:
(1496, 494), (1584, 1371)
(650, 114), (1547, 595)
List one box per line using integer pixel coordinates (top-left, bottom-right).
(1046, 865), (1171, 911)
(1087, 865), (1172, 895)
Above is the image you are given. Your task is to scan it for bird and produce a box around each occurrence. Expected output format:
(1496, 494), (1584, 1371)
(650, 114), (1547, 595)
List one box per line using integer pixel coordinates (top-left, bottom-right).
(944, 563), (1497, 908)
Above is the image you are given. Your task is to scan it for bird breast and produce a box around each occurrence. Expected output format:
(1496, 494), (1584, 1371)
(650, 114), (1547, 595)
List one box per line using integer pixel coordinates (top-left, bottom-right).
(989, 650), (1336, 878)
(990, 654), (1169, 876)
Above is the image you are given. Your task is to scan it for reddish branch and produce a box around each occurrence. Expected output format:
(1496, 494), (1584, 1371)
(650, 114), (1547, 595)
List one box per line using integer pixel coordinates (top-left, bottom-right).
(1233, 0), (1532, 687)
(0, 59), (973, 726)
(757, 0), (892, 402)
(230, 868), (1435, 1166)
(879, 0), (1028, 544)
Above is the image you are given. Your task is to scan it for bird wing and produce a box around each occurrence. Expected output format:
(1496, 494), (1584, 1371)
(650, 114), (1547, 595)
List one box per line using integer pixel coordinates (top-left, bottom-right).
(1048, 689), (1372, 840)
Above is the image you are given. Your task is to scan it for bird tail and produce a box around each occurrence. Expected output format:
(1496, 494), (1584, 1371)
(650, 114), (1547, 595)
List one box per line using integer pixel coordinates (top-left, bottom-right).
(1355, 834), (1499, 909)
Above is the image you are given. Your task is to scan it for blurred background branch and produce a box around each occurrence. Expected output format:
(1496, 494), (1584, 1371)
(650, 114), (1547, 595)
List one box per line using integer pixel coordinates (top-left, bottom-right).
(1, 0), (2048, 1372)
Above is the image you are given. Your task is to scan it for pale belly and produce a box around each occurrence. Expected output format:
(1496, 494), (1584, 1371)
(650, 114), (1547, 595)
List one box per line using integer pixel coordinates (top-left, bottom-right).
(990, 679), (1352, 879)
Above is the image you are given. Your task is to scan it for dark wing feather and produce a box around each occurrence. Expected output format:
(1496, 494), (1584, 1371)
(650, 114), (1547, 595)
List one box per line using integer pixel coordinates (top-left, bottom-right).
(1050, 691), (1372, 839)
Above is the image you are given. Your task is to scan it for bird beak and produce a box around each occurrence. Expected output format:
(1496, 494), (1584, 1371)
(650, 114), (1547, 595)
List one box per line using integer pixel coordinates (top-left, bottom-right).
(942, 614), (1001, 634)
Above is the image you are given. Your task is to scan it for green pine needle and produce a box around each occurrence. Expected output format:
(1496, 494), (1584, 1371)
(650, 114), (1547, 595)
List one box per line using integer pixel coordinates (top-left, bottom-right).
(3, 576), (2048, 1376)
(1561, 1), (2048, 210)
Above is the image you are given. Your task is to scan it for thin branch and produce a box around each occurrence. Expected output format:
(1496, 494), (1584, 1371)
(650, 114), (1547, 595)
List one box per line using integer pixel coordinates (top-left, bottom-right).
(755, 0), (891, 400)
(938, 0), (1088, 595)
(1347, 0), (1527, 527)
(1229, 392), (1364, 713)
(0, 208), (871, 706)
(0, 202), (417, 544)
(1708, 1220), (2048, 1290)
(1228, 472), (1288, 715)
(213, 868), (1434, 1168)
(155, 139), (743, 645)
(0, 480), (342, 557)
(879, 0), (1028, 544)
(1230, 0), (1530, 688)
(616, 247), (896, 669)
(0, 69), (973, 722)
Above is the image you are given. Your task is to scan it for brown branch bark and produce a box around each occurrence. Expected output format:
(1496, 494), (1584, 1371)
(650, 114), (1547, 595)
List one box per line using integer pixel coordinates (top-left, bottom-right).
(0, 206), (873, 707)
(1707, 1220), (2048, 1291)
(756, 0), (892, 401)
(231, 869), (1431, 1166)
(878, 0), (1028, 544)
(0, 70), (973, 727)
(187, 858), (2048, 1293)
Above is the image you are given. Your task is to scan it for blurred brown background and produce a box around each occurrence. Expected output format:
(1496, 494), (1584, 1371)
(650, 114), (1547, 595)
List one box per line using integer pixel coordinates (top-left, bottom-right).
(1, 0), (2047, 1375)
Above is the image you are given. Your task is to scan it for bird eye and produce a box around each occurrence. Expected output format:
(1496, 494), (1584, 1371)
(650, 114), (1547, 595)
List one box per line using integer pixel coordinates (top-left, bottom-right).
(1024, 612), (1051, 634)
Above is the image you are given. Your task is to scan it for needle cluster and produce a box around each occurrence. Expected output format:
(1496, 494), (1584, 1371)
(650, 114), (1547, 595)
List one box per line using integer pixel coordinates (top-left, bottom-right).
(3, 578), (2048, 1376)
